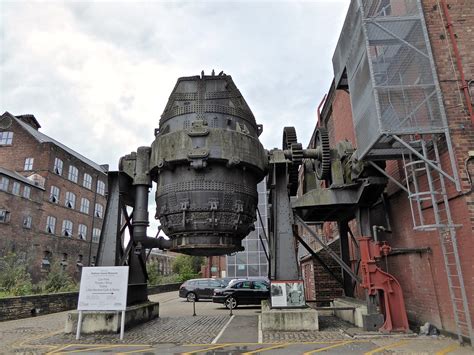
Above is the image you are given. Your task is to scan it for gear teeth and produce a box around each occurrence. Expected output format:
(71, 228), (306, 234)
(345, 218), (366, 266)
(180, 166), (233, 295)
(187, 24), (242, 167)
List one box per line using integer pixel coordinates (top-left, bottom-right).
(282, 127), (302, 196)
(315, 128), (331, 180)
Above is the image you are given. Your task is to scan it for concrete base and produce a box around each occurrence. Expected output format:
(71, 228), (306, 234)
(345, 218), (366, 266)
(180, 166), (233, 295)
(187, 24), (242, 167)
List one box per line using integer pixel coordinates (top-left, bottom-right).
(65, 301), (159, 334)
(332, 297), (367, 328)
(261, 300), (318, 331)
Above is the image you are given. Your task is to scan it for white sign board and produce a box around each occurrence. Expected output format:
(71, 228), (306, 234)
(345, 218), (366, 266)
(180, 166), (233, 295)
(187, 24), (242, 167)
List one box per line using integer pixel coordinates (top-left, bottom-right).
(270, 280), (305, 308)
(78, 266), (129, 311)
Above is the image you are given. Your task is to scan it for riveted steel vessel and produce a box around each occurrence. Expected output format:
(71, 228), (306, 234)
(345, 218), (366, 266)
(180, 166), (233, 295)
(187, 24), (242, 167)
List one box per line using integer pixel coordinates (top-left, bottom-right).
(150, 73), (268, 255)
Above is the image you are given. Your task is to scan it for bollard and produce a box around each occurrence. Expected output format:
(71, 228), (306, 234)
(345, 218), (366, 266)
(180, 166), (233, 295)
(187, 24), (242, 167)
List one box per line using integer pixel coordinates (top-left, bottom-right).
(193, 298), (196, 316)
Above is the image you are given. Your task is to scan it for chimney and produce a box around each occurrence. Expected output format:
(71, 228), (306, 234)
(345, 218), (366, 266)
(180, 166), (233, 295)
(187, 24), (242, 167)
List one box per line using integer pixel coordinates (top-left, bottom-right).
(16, 114), (41, 130)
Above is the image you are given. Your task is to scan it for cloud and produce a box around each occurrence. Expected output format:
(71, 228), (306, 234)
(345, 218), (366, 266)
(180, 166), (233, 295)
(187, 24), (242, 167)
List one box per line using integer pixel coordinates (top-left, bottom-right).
(0, 0), (350, 234)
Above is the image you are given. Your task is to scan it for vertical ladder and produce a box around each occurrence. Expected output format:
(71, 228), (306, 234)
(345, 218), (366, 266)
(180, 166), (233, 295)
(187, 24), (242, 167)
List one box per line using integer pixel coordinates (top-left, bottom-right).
(402, 138), (473, 344)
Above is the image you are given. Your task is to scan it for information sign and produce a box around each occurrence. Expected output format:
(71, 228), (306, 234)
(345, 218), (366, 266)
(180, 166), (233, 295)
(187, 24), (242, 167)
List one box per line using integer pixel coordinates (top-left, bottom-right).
(270, 280), (305, 308)
(78, 266), (129, 311)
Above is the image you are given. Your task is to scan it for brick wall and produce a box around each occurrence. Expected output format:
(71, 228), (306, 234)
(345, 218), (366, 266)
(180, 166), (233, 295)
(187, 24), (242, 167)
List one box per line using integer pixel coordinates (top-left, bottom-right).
(0, 283), (181, 322)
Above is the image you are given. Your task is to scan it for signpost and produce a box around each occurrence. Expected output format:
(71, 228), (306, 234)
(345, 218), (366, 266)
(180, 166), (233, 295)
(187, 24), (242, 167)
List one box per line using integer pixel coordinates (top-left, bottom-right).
(76, 266), (129, 340)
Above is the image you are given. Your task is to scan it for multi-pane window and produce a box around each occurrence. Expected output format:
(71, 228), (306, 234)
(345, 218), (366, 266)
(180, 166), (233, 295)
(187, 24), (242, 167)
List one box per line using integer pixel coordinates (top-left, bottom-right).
(53, 158), (63, 175)
(68, 165), (78, 183)
(0, 177), (9, 191)
(23, 186), (31, 199)
(62, 220), (73, 237)
(65, 191), (76, 209)
(23, 216), (32, 229)
(42, 251), (52, 271)
(80, 198), (90, 214)
(46, 216), (56, 234)
(97, 180), (105, 196)
(24, 157), (34, 171)
(83, 173), (92, 189)
(92, 228), (101, 243)
(12, 182), (20, 195)
(50, 186), (60, 203)
(78, 224), (87, 240)
(0, 209), (10, 223)
(95, 203), (104, 218)
(0, 131), (13, 145)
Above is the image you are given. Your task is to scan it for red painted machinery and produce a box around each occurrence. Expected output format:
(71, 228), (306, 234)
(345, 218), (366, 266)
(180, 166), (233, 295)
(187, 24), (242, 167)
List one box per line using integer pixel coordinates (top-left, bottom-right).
(358, 237), (410, 333)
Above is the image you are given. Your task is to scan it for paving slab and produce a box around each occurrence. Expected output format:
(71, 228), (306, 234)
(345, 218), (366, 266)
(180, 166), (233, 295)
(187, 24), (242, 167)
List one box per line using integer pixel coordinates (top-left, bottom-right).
(216, 315), (259, 343)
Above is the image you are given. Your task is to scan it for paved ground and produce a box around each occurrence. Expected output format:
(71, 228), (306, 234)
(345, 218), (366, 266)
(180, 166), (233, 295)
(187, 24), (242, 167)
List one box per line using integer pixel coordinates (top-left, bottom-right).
(0, 291), (472, 354)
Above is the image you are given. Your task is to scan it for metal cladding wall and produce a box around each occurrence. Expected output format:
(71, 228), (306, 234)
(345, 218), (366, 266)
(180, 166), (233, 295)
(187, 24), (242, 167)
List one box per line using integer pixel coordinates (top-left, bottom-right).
(150, 74), (268, 256)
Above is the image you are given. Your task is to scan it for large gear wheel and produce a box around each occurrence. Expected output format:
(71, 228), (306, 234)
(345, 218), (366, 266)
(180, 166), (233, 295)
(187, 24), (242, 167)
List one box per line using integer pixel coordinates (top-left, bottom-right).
(282, 127), (303, 196)
(315, 128), (331, 180)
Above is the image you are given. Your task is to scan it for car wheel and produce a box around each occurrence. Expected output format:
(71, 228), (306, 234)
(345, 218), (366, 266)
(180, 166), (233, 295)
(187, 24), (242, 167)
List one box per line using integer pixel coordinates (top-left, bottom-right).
(225, 296), (238, 309)
(186, 292), (197, 302)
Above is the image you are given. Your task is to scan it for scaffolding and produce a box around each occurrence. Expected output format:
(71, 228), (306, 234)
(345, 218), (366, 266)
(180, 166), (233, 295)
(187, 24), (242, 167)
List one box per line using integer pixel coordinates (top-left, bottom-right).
(333, 0), (472, 344)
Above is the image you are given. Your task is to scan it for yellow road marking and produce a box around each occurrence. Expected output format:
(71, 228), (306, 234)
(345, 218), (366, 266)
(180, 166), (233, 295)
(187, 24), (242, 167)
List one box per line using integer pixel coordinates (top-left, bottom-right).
(364, 339), (410, 355)
(242, 343), (288, 354)
(47, 344), (75, 354)
(61, 344), (133, 353)
(183, 340), (362, 346)
(181, 344), (230, 354)
(303, 340), (354, 354)
(436, 343), (461, 355)
(116, 348), (154, 354)
(13, 329), (62, 350)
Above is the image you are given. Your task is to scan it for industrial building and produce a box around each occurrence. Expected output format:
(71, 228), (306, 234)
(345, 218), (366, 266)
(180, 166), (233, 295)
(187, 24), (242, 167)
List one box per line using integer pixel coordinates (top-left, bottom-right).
(298, 0), (473, 344)
(0, 112), (108, 282)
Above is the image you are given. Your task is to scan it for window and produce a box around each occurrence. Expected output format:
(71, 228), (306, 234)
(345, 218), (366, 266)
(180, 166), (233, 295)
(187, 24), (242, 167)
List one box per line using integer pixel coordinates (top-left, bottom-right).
(97, 180), (105, 196)
(0, 177), (9, 191)
(77, 254), (83, 271)
(68, 165), (78, 183)
(83, 173), (92, 189)
(0, 209), (10, 223)
(92, 228), (101, 243)
(23, 186), (31, 199)
(42, 251), (51, 271)
(62, 220), (73, 237)
(24, 157), (34, 171)
(254, 281), (268, 290)
(78, 224), (87, 240)
(23, 215), (32, 229)
(12, 182), (20, 195)
(80, 198), (90, 214)
(49, 186), (60, 203)
(53, 158), (63, 175)
(94, 203), (104, 218)
(65, 191), (76, 209)
(46, 216), (56, 234)
(91, 256), (96, 267)
(0, 131), (13, 145)
(60, 253), (68, 270)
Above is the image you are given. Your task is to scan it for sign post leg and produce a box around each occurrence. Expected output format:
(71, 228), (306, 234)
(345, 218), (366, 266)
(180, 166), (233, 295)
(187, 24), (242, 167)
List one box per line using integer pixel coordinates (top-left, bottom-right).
(76, 311), (83, 340)
(120, 310), (125, 340)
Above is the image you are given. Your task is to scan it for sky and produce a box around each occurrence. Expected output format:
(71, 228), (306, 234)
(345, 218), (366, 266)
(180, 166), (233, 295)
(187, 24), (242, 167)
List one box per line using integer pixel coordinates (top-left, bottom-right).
(0, 0), (350, 235)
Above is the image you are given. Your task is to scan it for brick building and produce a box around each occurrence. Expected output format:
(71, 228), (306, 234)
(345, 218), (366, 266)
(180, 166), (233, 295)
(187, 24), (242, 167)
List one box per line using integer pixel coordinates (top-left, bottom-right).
(0, 111), (107, 282)
(299, 0), (474, 341)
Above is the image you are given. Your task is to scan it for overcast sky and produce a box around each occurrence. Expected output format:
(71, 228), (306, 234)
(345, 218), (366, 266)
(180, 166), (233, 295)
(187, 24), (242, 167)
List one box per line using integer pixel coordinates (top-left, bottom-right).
(1, 0), (349, 234)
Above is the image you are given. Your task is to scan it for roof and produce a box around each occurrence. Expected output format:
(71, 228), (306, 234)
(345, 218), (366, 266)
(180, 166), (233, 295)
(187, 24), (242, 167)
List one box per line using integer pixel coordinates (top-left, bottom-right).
(0, 167), (45, 190)
(5, 112), (107, 174)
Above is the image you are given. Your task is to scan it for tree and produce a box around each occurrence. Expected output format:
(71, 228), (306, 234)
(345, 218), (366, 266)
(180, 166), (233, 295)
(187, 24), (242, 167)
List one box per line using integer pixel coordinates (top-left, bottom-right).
(0, 253), (33, 296)
(40, 261), (77, 293)
(171, 255), (204, 282)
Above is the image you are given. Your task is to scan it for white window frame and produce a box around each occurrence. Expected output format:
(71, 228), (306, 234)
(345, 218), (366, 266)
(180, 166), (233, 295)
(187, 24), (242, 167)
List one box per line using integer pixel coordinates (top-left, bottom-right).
(83, 173), (92, 189)
(92, 228), (101, 243)
(0, 177), (9, 191)
(0, 209), (10, 223)
(23, 215), (32, 229)
(80, 197), (90, 214)
(24, 157), (34, 171)
(46, 216), (56, 234)
(68, 165), (78, 183)
(50, 185), (60, 203)
(12, 182), (20, 195)
(23, 185), (31, 199)
(94, 203), (104, 218)
(0, 131), (13, 145)
(97, 180), (105, 196)
(78, 224), (87, 240)
(62, 220), (73, 237)
(54, 158), (63, 175)
(65, 191), (76, 209)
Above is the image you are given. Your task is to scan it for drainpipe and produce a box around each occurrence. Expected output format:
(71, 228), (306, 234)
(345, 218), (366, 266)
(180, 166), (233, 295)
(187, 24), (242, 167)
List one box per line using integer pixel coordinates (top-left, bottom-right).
(440, 0), (474, 124)
(316, 94), (327, 128)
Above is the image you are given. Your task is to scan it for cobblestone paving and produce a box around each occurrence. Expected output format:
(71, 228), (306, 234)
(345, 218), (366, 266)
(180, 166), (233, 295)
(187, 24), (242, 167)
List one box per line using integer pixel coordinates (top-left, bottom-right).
(262, 316), (363, 343)
(33, 315), (229, 346)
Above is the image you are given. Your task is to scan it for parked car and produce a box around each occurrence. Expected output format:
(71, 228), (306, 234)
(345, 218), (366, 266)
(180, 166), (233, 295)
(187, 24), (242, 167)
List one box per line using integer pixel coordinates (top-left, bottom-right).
(212, 279), (270, 309)
(179, 278), (226, 302)
(227, 277), (269, 288)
